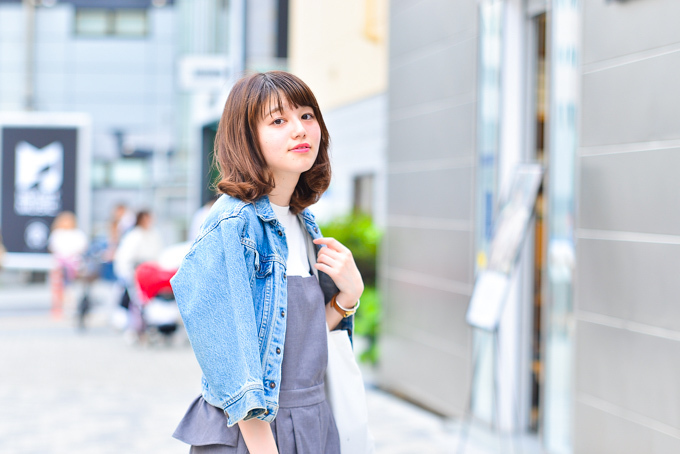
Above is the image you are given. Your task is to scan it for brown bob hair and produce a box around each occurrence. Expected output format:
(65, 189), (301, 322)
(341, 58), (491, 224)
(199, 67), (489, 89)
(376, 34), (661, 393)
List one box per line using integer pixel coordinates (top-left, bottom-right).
(214, 71), (331, 214)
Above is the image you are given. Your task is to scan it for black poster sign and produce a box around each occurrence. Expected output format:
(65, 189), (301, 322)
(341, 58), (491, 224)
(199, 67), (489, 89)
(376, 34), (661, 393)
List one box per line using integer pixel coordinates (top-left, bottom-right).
(1, 127), (78, 254)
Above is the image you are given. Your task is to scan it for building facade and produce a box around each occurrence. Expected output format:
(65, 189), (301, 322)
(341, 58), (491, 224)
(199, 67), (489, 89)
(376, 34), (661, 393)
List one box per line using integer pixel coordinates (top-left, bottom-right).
(382, 0), (680, 453)
(575, 0), (680, 452)
(287, 0), (389, 225)
(0, 0), (182, 240)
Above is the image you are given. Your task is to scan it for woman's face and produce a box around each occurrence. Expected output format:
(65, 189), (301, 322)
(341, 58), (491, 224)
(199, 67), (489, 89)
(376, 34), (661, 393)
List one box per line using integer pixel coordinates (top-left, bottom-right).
(256, 99), (321, 187)
(139, 214), (153, 229)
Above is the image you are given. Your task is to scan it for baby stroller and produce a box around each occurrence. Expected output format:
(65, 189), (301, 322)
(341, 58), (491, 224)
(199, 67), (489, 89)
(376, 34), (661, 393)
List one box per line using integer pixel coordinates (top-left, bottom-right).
(128, 242), (190, 344)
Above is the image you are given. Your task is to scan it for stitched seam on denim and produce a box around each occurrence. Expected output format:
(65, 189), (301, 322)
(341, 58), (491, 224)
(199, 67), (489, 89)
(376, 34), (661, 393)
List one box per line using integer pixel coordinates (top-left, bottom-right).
(300, 208), (315, 223)
(189, 213), (246, 256)
(193, 199), (247, 243)
(260, 265), (285, 398)
(224, 383), (264, 408)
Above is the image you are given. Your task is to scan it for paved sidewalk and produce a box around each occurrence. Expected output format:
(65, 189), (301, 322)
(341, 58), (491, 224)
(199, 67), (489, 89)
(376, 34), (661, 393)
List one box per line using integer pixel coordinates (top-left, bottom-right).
(0, 281), (540, 453)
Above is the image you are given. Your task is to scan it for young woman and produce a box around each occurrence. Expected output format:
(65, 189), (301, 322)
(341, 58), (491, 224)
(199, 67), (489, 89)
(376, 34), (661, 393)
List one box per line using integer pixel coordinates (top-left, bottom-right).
(171, 71), (364, 454)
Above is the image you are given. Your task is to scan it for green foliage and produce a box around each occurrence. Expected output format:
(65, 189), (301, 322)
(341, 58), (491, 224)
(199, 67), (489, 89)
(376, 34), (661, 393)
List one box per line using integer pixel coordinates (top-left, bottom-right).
(318, 213), (381, 286)
(356, 286), (380, 364)
(319, 213), (382, 363)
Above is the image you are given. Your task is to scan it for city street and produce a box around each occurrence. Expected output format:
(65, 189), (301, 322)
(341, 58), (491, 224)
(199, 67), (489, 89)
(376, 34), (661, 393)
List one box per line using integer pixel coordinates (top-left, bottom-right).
(0, 279), (538, 454)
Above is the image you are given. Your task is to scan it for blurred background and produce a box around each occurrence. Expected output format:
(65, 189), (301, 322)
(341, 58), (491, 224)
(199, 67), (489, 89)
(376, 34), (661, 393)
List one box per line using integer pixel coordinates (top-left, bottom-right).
(1, 0), (678, 453)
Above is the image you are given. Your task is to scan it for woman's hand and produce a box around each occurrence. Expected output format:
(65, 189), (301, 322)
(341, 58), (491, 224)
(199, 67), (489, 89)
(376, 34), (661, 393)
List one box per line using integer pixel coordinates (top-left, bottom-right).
(313, 237), (364, 318)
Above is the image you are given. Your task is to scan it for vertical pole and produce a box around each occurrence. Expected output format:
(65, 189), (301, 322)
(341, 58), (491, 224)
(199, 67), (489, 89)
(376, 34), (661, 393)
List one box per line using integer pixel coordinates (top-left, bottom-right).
(229, 0), (246, 76)
(23, 0), (36, 111)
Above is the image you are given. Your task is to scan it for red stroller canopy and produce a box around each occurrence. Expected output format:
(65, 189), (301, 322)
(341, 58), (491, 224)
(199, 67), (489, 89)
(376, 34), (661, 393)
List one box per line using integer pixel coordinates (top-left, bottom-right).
(135, 262), (176, 303)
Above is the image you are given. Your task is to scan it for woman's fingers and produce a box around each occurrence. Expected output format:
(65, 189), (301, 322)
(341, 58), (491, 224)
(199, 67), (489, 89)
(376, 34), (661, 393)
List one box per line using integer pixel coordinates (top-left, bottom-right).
(317, 246), (341, 261)
(313, 237), (350, 254)
(315, 251), (339, 269)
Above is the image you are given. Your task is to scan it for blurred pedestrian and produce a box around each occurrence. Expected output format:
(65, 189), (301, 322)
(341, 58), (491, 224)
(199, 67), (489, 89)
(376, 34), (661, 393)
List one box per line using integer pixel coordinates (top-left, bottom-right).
(113, 210), (163, 285)
(113, 210), (163, 338)
(48, 211), (88, 317)
(104, 203), (135, 264)
(172, 72), (365, 453)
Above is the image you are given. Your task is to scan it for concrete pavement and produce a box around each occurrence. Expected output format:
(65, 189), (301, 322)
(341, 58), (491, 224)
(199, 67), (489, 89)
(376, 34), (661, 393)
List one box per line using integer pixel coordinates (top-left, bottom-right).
(0, 278), (540, 453)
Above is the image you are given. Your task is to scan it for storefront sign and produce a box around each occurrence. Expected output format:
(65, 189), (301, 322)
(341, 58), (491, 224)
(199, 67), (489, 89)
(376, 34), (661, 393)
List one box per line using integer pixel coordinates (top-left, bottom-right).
(0, 113), (91, 269)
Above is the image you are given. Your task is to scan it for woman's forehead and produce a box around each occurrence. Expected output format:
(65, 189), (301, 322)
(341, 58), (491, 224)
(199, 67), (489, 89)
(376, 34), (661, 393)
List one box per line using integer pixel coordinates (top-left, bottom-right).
(260, 93), (309, 118)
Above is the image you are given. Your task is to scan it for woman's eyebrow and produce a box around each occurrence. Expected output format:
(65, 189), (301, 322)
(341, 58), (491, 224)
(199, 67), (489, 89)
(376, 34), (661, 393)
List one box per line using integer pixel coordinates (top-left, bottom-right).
(265, 106), (283, 117)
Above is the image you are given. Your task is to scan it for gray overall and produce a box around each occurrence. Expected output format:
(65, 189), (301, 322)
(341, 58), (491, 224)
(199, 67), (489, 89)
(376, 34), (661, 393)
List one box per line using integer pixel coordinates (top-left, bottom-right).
(173, 275), (341, 454)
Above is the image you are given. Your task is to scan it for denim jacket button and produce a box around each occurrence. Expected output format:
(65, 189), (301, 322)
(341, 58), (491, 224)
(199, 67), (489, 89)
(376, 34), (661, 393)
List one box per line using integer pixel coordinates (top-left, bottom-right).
(280, 310), (285, 317)
(277, 230), (283, 236)
(269, 382), (276, 389)
(276, 347), (281, 354)
(264, 410), (269, 416)
(283, 273), (287, 280)
(314, 227), (318, 233)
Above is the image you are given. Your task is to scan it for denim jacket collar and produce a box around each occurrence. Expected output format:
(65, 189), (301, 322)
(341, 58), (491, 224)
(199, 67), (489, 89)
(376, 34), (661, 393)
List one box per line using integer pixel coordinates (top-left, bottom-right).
(253, 195), (317, 225)
(253, 196), (277, 222)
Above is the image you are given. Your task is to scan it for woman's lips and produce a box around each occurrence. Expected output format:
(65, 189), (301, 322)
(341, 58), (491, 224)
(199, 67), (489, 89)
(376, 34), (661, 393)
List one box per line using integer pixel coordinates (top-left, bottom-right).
(290, 143), (311, 152)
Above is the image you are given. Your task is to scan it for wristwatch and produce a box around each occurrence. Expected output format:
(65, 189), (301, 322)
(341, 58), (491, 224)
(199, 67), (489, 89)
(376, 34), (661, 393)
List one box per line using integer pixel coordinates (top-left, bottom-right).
(330, 293), (360, 318)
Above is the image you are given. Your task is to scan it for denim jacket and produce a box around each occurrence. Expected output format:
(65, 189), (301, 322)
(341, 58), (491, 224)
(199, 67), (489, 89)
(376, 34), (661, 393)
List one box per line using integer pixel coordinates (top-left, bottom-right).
(170, 194), (353, 427)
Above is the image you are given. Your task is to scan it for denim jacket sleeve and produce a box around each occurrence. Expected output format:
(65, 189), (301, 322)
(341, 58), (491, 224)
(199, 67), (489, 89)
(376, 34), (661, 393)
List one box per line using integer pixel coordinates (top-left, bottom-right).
(170, 214), (266, 427)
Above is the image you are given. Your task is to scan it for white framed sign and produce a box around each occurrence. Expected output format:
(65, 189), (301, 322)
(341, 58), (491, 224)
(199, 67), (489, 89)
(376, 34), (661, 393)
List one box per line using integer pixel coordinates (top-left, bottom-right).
(467, 163), (543, 330)
(0, 112), (91, 269)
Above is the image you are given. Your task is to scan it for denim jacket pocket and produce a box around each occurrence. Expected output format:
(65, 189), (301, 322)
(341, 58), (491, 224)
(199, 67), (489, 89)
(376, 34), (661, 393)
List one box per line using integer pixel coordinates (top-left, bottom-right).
(255, 256), (274, 279)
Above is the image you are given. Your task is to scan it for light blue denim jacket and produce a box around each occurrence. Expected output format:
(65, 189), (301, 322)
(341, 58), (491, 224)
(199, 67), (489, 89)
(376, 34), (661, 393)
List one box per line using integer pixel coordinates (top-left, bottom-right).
(170, 194), (353, 427)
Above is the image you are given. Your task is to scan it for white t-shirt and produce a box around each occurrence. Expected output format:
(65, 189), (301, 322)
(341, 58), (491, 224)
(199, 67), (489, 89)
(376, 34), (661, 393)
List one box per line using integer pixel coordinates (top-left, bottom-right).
(271, 203), (310, 277)
(113, 226), (164, 283)
(48, 228), (88, 261)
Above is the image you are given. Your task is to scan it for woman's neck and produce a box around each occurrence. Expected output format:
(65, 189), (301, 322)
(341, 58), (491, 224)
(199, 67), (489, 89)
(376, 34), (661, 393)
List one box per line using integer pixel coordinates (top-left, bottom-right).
(268, 191), (291, 207)
(268, 173), (299, 207)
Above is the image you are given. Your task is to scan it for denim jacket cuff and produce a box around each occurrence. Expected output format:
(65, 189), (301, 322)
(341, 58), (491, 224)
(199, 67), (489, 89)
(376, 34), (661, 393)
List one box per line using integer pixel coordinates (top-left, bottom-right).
(224, 385), (267, 427)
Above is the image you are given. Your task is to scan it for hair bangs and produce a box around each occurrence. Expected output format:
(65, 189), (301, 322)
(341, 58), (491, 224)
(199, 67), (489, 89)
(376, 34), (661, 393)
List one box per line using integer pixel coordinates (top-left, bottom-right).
(255, 72), (320, 122)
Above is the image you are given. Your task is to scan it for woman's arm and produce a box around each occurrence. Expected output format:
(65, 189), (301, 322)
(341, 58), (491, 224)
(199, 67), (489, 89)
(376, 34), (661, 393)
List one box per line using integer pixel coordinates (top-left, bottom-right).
(172, 216), (267, 426)
(238, 419), (278, 454)
(312, 237), (364, 330)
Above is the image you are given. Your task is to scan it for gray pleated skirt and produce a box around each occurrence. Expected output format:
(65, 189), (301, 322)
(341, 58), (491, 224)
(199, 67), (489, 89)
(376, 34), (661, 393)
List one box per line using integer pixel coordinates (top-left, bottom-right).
(173, 276), (340, 454)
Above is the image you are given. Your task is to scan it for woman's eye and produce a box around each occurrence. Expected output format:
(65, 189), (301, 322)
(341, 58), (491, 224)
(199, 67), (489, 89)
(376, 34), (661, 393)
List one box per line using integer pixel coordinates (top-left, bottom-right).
(273, 118), (285, 125)
(302, 113), (314, 120)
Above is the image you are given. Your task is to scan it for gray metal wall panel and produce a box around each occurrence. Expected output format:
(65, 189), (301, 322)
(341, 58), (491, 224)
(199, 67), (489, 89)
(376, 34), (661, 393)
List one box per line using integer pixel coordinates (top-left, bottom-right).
(574, 401), (680, 454)
(386, 226), (471, 285)
(576, 322), (680, 430)
(389, 101), (475, 163)
(577, 238), (680, 333)
(380, 333), (470, 416)
(383, 278), (471, 352)
(390, 0), (476, 59)
(582, 0), (680, 65)
(581, 52), (680, 147)
(579, 149), (680, 235)
(380, 0), (477, 420)
(575, 0), (680, 450)
(390, 39), (476, 111)
(387, 167), (473, 220)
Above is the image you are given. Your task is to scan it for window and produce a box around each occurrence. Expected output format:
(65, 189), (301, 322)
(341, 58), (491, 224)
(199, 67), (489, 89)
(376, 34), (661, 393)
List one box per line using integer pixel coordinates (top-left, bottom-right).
(353, 174), (375, 217)
(75, 9), (148, 37)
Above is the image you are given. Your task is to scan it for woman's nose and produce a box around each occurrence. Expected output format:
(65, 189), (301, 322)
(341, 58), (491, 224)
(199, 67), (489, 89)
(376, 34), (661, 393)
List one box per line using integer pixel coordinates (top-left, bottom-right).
(292, 118), (306, 138)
